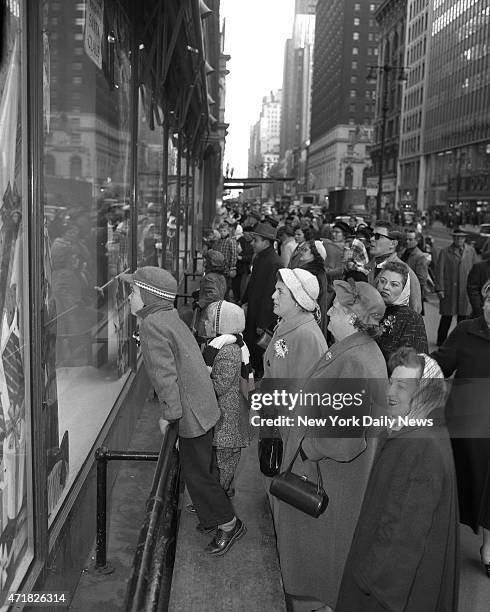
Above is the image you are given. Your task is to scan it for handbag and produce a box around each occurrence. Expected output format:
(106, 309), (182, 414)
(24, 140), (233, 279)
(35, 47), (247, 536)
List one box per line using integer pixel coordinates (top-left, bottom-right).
(269, 437), (329, 518)
(256, 329), (273, 350)
(258, 438), (283, 477)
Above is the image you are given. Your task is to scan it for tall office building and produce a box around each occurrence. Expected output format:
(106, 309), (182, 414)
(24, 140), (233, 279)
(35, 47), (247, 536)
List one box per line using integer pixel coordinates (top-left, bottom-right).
(370, 0), (408, 213)
(398, 0), (432, 211)
(423, 0), (490, 215)
(279, 0), (317, 194)
(308, 0), (380, 200)
(248, 90), (282, 198)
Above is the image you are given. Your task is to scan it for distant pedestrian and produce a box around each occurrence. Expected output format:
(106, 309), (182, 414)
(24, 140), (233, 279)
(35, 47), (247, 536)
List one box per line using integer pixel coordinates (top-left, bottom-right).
(401, 230), (429, 314)
(242, 222), (282, 378)
(435, 228), (477, 345)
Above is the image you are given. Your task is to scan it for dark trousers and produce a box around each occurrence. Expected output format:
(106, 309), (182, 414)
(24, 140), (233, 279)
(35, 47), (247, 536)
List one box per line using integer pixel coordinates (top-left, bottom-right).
(437, 315), (468, 346)
(179, 429), (235, 528)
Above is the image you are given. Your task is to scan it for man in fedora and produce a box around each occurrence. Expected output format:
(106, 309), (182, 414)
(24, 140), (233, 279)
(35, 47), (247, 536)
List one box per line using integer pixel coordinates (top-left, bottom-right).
(242, 222), (282, 378)
(121, 267), (246, 556)
(435, 228), (477, 345)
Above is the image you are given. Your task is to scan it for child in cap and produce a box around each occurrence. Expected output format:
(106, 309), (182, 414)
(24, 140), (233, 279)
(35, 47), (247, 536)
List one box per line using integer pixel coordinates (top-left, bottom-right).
(121, 266), (246, 556)
(201, 301), (253, 498)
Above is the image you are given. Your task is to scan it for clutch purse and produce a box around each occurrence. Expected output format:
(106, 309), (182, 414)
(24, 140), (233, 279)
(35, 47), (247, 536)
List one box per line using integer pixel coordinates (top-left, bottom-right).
(258, 438), (283, 477)
(256, 329), (273, 350)
(270, 438), (329, 518)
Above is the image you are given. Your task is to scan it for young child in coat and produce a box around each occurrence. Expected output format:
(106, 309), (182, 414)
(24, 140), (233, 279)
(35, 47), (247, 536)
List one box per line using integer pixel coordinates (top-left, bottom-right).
(121, 267), (246, 556)
(202, 300), (253, 497)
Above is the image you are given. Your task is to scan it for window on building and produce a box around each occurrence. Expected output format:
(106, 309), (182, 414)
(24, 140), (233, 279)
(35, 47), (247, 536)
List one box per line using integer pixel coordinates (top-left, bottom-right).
(351, 75), (358, 84)
(352, 47), (359, 55)
(350, 89), (356, 98)
(354, 17), (360, 26)
(349, 103), (356, 112)
(369, 3), (376, 11)
(353, 32), (359, 41)
(352, 60), (358, 70)
(354, 2), (361, 10)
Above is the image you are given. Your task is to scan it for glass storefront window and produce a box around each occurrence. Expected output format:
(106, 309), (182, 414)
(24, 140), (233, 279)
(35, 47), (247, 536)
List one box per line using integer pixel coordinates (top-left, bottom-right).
(42, 0), (133, 522)
(136, 91), (164, 268)
(0, 1), (34, 601)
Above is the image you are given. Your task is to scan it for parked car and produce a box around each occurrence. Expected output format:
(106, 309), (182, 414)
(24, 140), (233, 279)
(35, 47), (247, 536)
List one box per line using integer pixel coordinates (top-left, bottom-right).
(465, 223), (490, 253)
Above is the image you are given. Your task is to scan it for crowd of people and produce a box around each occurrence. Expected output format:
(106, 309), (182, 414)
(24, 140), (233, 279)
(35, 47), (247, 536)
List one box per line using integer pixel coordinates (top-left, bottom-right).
(122, 200), (489, 612)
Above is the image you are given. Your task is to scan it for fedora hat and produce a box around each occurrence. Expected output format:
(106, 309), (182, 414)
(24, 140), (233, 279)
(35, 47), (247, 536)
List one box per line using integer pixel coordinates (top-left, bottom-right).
(253, 222), (277, 241)
(452, 227), (468, 236)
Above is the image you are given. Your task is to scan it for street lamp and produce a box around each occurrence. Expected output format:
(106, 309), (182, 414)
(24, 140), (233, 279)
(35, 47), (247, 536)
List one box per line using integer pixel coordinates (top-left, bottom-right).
(367, 64), (408, 220)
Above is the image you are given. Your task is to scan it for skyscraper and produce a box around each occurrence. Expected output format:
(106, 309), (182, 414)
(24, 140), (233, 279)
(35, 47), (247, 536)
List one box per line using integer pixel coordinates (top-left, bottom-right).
(423, 0), (490, 215)
(279, 0), (317, 194)
(308, 0), (380, 200)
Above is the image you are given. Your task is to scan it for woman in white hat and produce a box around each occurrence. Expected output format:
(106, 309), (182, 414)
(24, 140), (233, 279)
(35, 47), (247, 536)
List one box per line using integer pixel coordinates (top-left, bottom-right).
(264, 268), (328, 380)
(262, 269), (328, 538)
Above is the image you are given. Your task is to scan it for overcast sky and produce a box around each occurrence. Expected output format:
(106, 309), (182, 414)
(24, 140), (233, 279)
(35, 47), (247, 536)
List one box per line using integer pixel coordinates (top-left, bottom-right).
(220, 0), (295, 177)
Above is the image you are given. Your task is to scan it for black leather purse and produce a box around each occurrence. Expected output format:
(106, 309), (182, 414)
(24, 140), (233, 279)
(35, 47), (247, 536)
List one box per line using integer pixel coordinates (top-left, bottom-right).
(258, 438), (283, 477)
(269, 438), (329, 518)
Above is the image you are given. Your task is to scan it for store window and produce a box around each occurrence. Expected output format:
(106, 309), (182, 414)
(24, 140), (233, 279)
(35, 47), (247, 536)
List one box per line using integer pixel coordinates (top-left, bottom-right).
(0, 1), (34, 601)
(136, 89), (164, 268)
(42, 0), (133, 522)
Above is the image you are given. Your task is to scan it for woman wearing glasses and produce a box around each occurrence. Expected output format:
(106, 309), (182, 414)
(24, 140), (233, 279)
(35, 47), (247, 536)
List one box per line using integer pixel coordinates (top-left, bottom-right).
(374, 261), (428, 362)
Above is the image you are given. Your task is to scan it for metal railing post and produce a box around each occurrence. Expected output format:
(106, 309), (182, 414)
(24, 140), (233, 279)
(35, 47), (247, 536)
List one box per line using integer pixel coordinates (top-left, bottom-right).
(95, 447), (111, 573)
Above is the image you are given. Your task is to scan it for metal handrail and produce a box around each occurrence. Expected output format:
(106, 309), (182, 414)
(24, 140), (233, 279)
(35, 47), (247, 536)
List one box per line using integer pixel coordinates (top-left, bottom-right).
(125, 422), (180, 612)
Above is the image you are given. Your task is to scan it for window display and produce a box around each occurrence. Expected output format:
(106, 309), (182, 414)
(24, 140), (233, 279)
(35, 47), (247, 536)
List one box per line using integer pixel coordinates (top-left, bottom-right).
(42, 0), (133, 520)
(0, 0), (33, 600)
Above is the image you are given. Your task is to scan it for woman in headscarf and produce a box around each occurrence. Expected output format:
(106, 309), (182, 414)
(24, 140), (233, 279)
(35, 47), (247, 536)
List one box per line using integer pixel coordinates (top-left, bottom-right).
(375, 260), (428, 362)
(337, 347), (459, 612)
(293, 239), (329, 337)
(201, 301), (253, 498)
(276, 279), (387, 612)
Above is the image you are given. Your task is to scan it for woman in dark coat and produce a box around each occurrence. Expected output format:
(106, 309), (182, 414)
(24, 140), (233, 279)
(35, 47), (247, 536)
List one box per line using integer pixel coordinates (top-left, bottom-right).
(337, 348), (459, 612)
(292, 239), (329, 337)
(375, 260), (428, 362)
(432, 278), (490, 576)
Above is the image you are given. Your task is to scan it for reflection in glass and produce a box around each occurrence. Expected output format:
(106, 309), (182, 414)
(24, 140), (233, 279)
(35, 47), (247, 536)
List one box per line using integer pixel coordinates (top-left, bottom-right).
(0, 1), (32, 599)
(42, 0), (132, 521)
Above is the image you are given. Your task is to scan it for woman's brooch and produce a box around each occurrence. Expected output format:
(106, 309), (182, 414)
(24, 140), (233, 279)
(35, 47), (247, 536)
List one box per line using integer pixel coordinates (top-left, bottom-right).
(274, 338), (288, 359)
(381, 314), (396, 335)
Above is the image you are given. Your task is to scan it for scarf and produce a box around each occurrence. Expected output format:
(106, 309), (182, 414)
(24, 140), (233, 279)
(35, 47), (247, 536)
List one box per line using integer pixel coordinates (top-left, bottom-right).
(391, 274), (411, 306)
(203, 333), (254, 399)
(388, 354), (447, 431)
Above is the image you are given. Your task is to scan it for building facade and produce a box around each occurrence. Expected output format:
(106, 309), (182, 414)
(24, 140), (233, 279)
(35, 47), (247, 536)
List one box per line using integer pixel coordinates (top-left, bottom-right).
(308, 0), (380, 203)
(370, 0), (408, 213)
(247, 90), (282, 200)
(423, 0), (490, 219)
(0, 0), (222, 603)
(398, 0), (433, 212)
